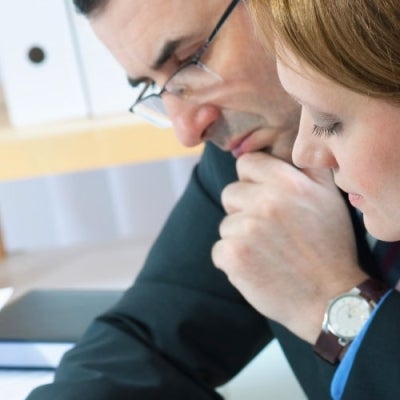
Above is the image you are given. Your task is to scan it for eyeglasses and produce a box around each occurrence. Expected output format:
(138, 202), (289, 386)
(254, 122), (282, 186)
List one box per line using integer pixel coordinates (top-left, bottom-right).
(129, 0), (241, 128)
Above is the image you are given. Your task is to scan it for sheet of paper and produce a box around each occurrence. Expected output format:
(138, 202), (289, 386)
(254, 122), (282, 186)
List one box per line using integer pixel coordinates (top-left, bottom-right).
(0, 287), (14, 311)
(0, 370), (54, 400)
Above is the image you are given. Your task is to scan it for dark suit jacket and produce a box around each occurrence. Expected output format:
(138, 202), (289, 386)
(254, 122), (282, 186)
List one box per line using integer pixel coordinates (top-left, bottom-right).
(27, 143), (400, 399)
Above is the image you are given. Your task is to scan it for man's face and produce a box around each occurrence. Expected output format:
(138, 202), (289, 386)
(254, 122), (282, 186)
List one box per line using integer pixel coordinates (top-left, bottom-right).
(91, 0), (300, 161)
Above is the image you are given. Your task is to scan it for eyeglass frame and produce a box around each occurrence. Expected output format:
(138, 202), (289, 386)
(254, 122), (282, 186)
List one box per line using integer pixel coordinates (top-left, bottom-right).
(128, 0), (241, 118)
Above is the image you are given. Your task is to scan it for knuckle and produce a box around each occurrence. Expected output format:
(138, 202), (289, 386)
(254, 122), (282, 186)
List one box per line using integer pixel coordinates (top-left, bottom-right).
(236, 152), (252, 169)
(212, 238), (251, 273)
(236, 152), (257, 177)
(226, 239), (253, 272)
(220, 186), (229, 206)
(285, 173), (306, 194)
(218, 216), (230, 237)
(242, 215), (262, 235)
(211, 240), (224, 268)
(258, 197), (287, 221)
(220, 183), (235, 210)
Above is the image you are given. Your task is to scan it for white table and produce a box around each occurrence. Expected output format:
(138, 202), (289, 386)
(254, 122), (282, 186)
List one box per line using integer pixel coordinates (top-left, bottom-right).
(0, 370), (54, 400)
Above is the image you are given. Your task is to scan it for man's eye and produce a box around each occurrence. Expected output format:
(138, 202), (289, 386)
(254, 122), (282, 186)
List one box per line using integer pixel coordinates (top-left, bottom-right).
(181, 52), (197, 64)
(127, 77), (156, 89)
(129, 79), (162, 100)
(142, 82), (162, 96)
(127, 77), (141, 88)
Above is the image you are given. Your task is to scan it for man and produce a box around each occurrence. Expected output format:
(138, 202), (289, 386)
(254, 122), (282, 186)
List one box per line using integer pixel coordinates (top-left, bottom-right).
(27, 1), (378, 399)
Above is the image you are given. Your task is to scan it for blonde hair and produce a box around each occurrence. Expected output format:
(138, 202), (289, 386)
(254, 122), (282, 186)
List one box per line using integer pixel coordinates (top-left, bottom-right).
(249, 0), (400, 103)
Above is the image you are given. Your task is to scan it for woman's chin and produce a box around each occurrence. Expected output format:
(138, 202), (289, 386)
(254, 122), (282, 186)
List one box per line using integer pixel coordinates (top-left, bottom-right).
(364, 217), (400, 242)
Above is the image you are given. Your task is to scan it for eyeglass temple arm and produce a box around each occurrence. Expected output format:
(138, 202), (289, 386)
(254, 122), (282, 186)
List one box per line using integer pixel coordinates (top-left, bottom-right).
(195, 0), (240, 60)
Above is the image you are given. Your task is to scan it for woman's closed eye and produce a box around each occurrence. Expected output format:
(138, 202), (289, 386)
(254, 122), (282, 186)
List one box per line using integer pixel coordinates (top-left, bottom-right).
(312, 122), (342, 137)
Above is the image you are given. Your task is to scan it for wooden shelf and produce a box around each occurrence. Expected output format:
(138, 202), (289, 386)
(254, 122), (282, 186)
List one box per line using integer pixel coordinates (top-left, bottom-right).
(0, 93), (202, 181)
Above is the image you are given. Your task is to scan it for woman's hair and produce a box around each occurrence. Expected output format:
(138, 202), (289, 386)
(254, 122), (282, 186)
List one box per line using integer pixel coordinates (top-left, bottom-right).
(249, 0), (400, 103)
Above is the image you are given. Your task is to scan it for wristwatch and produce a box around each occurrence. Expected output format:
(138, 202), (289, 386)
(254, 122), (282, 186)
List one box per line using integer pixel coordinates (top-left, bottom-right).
(314, 278), (389, 364)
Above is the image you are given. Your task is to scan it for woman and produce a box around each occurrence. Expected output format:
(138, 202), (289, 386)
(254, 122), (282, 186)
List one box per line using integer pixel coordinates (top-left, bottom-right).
(246, 1), (400, 399)
(249, 0), (400, 242)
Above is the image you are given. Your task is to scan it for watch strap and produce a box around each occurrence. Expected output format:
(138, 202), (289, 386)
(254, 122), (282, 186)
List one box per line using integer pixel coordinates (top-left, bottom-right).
(357, 278), (388, 304)
(314, 330), (349, 364)
(314, 277), (389, 364)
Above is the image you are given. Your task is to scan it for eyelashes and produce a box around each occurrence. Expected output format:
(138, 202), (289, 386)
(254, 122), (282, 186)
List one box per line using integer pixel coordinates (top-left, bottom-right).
(312, 123), (341, 137)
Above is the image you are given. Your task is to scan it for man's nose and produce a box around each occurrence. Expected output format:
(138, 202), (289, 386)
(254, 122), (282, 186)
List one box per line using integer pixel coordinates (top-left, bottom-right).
(292, 112), (338, 170)
(163, 95), (221, 147)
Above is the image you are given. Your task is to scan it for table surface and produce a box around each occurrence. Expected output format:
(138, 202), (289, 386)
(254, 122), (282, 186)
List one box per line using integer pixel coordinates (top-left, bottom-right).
(0, 236), (306, 400)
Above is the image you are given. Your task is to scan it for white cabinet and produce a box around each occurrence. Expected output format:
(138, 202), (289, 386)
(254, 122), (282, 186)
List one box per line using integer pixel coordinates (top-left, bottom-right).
(0, 0), (87, 127)
(0, 0), (137, 128)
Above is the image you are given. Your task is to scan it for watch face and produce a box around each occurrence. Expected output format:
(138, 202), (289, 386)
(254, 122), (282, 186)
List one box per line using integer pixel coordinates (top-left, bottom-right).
(327, 294), (371, 339)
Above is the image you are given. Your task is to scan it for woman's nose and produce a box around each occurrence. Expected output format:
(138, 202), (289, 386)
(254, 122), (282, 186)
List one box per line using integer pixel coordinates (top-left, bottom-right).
(163, 95), (221, 147)
(292, 110), (338, 170)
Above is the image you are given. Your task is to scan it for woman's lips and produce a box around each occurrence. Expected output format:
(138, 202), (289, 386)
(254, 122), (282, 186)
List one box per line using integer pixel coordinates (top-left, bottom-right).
(348, 193), (363, 207)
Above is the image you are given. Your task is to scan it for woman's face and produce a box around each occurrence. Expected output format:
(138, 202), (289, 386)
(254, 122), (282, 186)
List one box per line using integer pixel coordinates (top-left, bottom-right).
(277, 51), (400, 241)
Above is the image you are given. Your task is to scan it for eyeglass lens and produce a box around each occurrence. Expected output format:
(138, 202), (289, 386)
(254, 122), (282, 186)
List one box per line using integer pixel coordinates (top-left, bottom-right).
(130, 0), (239, 127)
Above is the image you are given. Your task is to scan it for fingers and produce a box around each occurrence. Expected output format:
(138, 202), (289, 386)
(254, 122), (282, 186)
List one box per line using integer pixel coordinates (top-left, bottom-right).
(223, 152), (312, 215)
(301, 167), (336, 188)
(212, 234), (262, 283)
(236, 152), (297, 183)
(218, 212), (262, 238)
(236, 152), (336, 190)
(221, 181), (268, 214)
(212, 237), (246, 275)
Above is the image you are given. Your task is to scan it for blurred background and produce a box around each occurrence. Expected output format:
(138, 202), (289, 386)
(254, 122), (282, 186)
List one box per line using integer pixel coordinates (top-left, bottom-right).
(0, 0), (199, 254)
(0, 157), (197, 252)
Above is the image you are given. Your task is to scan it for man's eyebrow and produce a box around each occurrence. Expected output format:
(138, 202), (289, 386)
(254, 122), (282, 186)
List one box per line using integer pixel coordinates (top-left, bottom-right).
(127, 37), (187, 85)
(151, 38), (183, 70)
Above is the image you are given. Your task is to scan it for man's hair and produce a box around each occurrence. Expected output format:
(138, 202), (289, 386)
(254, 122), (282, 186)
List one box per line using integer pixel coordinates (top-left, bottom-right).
(73, 0), (109, 16)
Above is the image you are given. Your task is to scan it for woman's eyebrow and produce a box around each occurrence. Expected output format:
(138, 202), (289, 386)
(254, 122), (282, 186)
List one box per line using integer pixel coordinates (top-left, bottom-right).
(287, 92), (338, 116)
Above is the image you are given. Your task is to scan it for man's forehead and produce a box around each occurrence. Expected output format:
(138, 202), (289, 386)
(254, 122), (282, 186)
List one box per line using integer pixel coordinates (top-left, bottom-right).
(94, 0), (216, 42)
(92, 0), (217, 72)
